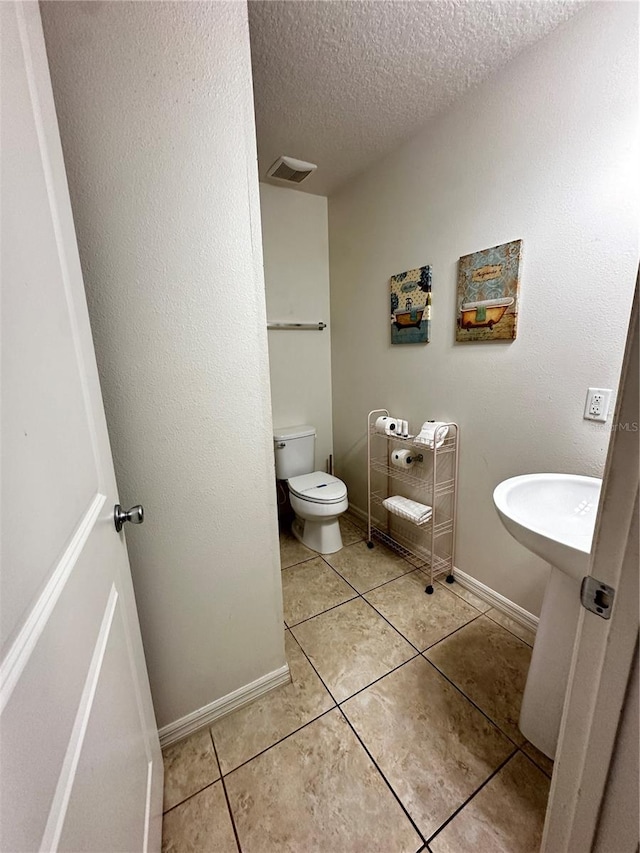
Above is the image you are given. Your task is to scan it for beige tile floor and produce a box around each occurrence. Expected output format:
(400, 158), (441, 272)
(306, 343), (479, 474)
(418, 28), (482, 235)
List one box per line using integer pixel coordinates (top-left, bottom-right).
(162, 515), (552, 852)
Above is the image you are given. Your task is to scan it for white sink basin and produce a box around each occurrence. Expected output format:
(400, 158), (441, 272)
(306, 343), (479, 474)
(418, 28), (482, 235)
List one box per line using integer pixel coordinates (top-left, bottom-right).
(493, 472), (602, 760)
(493, 473), (602, 580)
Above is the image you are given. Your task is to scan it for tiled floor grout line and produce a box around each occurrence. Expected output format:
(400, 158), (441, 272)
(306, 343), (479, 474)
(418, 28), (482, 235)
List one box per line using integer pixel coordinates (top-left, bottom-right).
(285, 625), (428, 848)
(209, 729), (244, 853)
(289, 565), (485, 671)
(442, 585), (534, 648)
(287, 558), (426, 632)
(367, 538), (450, 581)
(416, 608), (535, 748)
(286, 623), (397, 709)
(334, 652), (423, 706)
(372, 562), (421, 588)
(517, 745), (554, 779)
(457, 610), (534, 660)
(289, 572), (425, 654)
(239, 608), (430, 786)
(161, 777), (219, 817)
(319, 547), (482, 641)
(440, 578), (492, 611)
(164, 536), (537, 848)
(337, 705), (428, 850)
(290, 577), (485, 664)
(215, 704), (337, 780)
(276, 536), (535, 845)
(360, 588), (484, 658)
(357, 599), (425, 655)
(289, 610), (533, 851)
(322, 539), (535, 653)
(421, 611), (484, 652)
(325, 632), (524, 845)
(484, 610), (535, 648)
(420, 655), (523, 751)
(334, 565), (418, 597)
(294, 616), (483, 724)
(285, 523), (496, 618)
(162, 637), (525, 833)
(318, 554), (362, 593)
(280, 554), (317, 571)
(442, 584), (535, 649)
(163, 624), (512, 822)
(426, 747), (519, 845)
(164, 727), (540, 847)
(287, 593), (359, 629)
(285, 546), (517, 745)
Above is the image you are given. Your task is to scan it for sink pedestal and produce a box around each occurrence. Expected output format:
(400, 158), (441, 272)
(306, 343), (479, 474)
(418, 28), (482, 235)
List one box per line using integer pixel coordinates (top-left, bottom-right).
(493, 472), (602, 760)
(519, 567), (581, 759)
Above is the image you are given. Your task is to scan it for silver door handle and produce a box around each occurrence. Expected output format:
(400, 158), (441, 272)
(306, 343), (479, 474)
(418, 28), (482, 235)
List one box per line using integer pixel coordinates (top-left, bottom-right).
(114, 504), (144, 532)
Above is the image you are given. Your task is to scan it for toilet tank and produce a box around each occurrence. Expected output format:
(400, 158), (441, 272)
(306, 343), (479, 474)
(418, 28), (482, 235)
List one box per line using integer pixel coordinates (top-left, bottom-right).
(273, 425), (316, 479)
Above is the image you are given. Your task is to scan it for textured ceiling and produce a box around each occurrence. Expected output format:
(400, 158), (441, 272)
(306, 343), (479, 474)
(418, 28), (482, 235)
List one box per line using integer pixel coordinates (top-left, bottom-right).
(248, 0), (585, 196)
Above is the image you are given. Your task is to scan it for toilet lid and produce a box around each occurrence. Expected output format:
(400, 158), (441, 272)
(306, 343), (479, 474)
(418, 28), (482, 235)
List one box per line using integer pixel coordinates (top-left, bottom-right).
(288, 471), (347, 504)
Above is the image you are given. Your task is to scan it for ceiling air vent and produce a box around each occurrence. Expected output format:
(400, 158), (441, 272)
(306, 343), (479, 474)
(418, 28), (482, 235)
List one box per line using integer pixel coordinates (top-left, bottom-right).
(266, 156), (317, 185)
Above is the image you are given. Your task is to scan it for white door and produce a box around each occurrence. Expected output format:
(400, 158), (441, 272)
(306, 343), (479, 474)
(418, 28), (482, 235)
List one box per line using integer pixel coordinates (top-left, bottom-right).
(0, 3), (163, 851)
(542, 280), (638, 852)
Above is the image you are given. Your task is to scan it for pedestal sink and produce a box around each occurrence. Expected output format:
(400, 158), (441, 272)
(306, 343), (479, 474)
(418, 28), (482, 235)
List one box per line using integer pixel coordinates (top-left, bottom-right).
(493, 473), (602, 759)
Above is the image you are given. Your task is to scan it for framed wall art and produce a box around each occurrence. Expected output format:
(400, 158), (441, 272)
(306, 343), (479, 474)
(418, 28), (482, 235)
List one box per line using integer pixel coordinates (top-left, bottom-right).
(390, 265), (431, 345)
(456, 239), (522, 342)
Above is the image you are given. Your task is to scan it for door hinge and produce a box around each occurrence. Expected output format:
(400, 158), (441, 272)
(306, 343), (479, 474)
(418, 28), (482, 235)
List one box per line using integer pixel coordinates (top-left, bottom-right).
(580, 576), (615, 619)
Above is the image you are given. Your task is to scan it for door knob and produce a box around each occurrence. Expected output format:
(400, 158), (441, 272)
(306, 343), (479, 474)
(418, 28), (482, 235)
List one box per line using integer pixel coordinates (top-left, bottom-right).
(114, 504), (144, 532)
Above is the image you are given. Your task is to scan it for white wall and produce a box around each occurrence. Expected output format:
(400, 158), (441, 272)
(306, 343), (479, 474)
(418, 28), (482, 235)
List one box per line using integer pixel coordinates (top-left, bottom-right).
(260, 183), (333, 471)
(329, 3), (638, 615)
(41, 1), (285, 729)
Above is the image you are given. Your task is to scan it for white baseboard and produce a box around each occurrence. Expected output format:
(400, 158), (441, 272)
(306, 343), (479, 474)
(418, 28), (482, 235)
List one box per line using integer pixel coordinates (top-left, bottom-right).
(158, 663), (291, 748)
(346, 504), (538, 635)
(452, 567), (539, 634)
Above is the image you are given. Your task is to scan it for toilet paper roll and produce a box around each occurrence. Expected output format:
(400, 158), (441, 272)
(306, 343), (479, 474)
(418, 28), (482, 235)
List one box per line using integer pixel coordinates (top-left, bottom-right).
(391, 449), (414, 469)
(375, 416), (400, 435)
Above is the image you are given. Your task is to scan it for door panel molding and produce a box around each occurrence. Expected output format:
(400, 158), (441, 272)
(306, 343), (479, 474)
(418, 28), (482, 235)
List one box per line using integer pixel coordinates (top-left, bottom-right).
(40, 585), (119, 852)
(0, 492), (105, 712)
(143, 760), (154, 853)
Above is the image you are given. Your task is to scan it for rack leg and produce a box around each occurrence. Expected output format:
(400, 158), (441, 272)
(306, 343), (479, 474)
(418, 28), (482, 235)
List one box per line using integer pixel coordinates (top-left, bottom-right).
(446, 574), (455, 584)
(367, 541), (374, 549)
(425, 584), (434, 595)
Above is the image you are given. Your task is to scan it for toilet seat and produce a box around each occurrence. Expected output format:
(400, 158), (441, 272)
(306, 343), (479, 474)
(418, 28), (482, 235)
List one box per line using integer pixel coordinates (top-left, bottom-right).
(288, 471), (347, 505)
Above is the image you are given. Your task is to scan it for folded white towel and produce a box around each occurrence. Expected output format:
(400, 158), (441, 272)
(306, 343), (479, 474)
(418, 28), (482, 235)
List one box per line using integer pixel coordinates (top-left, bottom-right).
(413, 421), (449, 449)
(382, 495), (433, 526)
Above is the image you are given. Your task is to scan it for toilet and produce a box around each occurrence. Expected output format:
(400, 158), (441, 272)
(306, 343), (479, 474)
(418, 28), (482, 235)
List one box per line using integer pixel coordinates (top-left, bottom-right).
(274, 425), (348, 554)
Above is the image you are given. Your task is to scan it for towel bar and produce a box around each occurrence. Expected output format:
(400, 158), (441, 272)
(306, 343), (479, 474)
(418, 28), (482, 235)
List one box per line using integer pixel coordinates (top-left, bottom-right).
(267, 322), (326, 331)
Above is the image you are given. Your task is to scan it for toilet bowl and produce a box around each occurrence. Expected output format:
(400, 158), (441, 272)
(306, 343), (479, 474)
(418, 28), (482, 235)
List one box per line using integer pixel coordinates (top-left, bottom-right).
(288, 471), (348, 554)
(273, 425), (349, 555)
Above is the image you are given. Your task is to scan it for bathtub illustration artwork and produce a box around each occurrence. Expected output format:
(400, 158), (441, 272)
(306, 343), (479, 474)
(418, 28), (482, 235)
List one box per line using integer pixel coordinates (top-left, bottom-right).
(459, 296), (514, 330)
(390, 265), (431, 344)
(456, 240), (522, 342)
(393, 298), (424, 330)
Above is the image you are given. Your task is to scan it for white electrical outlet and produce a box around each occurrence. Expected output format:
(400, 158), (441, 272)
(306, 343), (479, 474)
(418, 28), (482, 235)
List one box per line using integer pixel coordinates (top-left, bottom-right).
(584, 387), (612, 422)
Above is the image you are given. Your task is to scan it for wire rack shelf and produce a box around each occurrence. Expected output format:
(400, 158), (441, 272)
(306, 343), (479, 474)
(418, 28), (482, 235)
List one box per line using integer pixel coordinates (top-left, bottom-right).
(366, 409), (460, 594)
